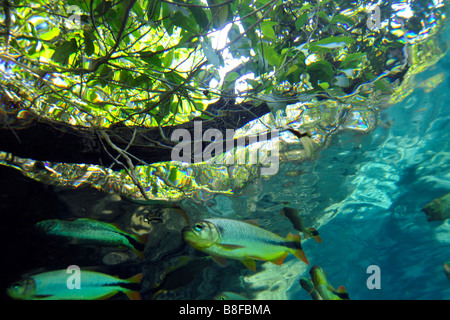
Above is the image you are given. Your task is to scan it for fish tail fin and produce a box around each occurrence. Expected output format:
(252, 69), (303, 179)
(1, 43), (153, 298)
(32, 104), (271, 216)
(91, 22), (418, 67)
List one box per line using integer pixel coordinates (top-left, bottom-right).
(307, 227), (322, 243)
(286, 233), (310, 265)
(126, 273), (144, 284)
(334, 286), (350, 300)
(124, 273), (143, 300)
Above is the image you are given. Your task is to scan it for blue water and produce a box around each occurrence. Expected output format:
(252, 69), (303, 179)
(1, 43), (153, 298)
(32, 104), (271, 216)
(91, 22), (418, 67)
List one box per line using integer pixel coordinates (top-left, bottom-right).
(200, 28), (450, 300)
(289, 46), (450, 300)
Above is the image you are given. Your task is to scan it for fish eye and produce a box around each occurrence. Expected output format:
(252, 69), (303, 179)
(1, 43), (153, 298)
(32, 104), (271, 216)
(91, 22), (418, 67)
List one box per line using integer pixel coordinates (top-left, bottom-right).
(194, 223), (203, 232)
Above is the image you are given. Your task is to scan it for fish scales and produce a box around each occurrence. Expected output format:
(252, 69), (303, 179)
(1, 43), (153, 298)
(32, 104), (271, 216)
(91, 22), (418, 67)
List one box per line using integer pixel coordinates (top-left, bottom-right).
(209, 218), (296, 248)
(205, 218), (301, 260)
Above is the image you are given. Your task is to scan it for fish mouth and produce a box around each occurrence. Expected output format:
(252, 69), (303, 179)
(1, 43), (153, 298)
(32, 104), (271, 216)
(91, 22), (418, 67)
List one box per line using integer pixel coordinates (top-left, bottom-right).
(181, 225), (193, 236)
(181, 224), (216, 249)
(310, 265), (327, 285)
(181, 226), (196, 242)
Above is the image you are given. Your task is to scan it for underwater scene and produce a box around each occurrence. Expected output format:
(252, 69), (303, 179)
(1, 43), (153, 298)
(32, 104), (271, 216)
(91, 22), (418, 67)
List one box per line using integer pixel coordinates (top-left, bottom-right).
(0, 0), (450, 302)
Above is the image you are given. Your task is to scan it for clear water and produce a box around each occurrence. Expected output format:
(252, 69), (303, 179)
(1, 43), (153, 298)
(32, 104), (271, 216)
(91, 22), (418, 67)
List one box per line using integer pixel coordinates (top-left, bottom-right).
(2, 20), (450, 304)
(197, 28), (450, 300)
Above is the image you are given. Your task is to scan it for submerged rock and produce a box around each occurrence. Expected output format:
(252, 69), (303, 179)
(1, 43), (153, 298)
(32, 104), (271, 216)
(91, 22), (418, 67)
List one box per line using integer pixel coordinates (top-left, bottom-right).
(422, 193), (450, 221)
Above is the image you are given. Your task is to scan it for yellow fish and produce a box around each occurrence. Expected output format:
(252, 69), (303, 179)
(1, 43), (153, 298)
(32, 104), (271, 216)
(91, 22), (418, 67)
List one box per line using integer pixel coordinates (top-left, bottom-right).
(308, 265), (349, 300)
(182, 218), (309, 271)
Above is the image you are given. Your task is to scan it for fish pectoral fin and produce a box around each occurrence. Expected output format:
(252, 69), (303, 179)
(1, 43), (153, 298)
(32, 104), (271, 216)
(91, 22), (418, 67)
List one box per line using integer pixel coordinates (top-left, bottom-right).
(217, 243), (246, 250)
(269, 252), (289, 265)
(210, 255), (227, 267)
(241, 259), (256, 272)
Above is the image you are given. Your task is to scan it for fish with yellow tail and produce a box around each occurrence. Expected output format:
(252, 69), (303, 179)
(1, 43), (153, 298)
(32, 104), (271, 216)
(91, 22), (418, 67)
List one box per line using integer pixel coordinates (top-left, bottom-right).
(280, 207), (322, 243)
(302, 265), (349, 300)
(7, 269), (143, 300)
(182, 218), (309, 271)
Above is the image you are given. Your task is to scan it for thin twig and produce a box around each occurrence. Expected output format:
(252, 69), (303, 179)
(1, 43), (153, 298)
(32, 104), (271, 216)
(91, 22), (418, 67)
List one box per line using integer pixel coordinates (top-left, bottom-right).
(88, 119), (150, 200)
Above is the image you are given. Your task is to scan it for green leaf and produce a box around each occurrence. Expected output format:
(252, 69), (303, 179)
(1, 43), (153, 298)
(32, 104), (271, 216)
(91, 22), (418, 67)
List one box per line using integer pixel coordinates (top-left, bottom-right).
(171, 11), (199, 34)
(40, 28), (60, 41)
(189, 7), (209, 30)
(262, 43), (280, 67)
(330, 14), (355, 27)
(260, 21), (277, 40)
(224, 71), (240, 82)
(307, 60), (334, 87)
(133, 1), (144, 18)
(340, 52), (365, 69)
(163, 50), (174, 67)
(83, 31), (95, 56)
(147, 0), (162, 21)
(295, 13), (308, 31)
(119, 70), (131, 83)
(310, 36), (355, 51)
(51, 39), (78, 64)
(99, 65), (113, 79)
(202, 40), (221, 67)
(319, 82), (329, 90)
(246, 78), (260, 88)
(140, 51), (162, 68)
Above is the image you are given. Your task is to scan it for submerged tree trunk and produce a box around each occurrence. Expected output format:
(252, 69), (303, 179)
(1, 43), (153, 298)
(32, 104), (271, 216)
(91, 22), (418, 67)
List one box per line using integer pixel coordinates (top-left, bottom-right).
(0, 99), (271, 168)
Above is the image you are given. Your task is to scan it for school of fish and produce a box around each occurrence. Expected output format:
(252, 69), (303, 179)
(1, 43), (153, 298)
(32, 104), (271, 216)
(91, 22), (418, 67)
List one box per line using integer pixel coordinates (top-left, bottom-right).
(7, 206), (325, 300)
(9, 198), (446, 300)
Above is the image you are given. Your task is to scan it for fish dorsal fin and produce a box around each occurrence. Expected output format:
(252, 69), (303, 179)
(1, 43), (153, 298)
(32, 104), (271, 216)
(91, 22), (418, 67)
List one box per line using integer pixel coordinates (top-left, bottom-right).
(210, 255), (227, 267)
(217, 243), (245, 250)
(241, 219), (259, 226)
(241, 259), (256, 272)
